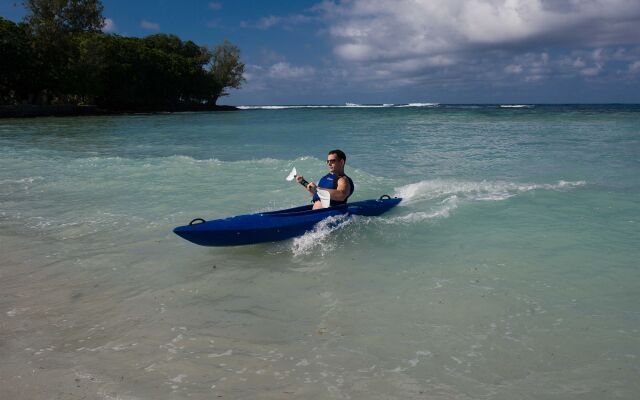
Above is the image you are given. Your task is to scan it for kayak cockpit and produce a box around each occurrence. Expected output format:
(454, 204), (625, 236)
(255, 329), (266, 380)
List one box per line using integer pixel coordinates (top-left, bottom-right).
(260, 203), (347, 216)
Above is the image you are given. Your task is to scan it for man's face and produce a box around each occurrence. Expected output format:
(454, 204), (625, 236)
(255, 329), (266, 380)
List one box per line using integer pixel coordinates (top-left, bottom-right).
(326, 154), (344, 173)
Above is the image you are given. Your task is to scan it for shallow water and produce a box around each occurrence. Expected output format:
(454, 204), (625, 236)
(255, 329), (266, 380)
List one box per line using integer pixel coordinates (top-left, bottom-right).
(1, 105), (639, 399)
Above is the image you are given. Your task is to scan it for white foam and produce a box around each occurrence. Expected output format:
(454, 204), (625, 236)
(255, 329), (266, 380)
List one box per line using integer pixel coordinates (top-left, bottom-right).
(0, 176), (44, 185)
(383, 196), (458, 224)
(500, 105), (533, 108)
(395, 179), (586, 205)
(238, 105), (296, 109)
(208, 349), (233, 358)
(397, 103), (440, 107)
(287, 179), (586, 243)
(345, 102), (391, 108)
(169, 374), (187, 383)
(237, 103), (435, 109)
(166, 155), (282, 166)
(238, 105), (336, 110)
(291, 214), (351, 256)
(7, 308), (27, 317)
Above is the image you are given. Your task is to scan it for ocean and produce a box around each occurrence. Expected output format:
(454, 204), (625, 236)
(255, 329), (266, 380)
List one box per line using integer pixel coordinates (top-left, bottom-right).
(1, 104), (639, 399)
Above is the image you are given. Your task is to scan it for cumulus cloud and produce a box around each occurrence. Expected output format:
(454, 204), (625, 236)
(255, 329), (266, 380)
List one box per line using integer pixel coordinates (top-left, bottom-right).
(140, 19), (160, 31)
(580, 66), (602, 77)
(268, 62), (316, 79)
(208, 2), (222, 10)
(102, 18), (116, 33)
(238, 61), (318, 99)
(504, 64), (523, 74)
(232, 0), (640, 102)
(629, 61), (640, 74)
(241, 14), (313, 30)
(313, 0), (640, 87)
(321, 0), (640, 60)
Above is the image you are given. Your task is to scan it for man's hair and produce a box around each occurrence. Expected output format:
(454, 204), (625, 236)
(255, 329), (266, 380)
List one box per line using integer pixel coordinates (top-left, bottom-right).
(328, 149), (346, 162)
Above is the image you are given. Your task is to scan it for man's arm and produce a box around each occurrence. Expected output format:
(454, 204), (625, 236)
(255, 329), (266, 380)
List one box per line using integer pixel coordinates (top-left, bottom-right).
(322, 176), (351, 201)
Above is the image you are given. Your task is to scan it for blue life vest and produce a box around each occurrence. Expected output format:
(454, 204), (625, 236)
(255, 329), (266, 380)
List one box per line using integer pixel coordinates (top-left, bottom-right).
(312, 173), (354, 206)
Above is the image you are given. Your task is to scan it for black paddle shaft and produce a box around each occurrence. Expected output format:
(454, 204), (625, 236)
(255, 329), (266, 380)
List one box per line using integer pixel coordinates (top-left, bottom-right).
(295, 175), (316, 193)
(298, 177), (310, 188)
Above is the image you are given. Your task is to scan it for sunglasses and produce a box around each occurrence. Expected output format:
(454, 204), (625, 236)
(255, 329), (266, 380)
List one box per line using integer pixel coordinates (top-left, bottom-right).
(326, 158), (340, 164)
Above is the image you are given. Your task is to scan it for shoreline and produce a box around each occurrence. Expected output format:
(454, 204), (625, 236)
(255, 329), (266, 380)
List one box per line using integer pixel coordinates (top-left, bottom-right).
(0, 104), (239, 119)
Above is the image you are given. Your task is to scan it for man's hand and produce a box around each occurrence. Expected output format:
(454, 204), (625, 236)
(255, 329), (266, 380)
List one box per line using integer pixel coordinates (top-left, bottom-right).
(296, 175), (316, 194)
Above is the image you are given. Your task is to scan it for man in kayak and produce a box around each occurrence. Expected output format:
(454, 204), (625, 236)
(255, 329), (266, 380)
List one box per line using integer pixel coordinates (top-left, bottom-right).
(297, 149), (355, 209)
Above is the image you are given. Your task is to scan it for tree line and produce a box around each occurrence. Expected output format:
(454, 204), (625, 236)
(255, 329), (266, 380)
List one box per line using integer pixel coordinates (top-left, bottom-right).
(0, 0), (245, 110)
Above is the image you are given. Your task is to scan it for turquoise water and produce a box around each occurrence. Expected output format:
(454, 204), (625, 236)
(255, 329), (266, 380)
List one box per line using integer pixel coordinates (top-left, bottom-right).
(1, 105), (639, 399)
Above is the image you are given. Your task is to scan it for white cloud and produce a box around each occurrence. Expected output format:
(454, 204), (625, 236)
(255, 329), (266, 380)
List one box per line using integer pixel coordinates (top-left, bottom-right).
(208, 2), (222, 11)
(140, 19), (160, 31)
(103, 18), (116, 33)
(572, 58), (586, 68)
(505, 64), (523, 74)
(241, 14), (313, 30)
(268, 62), (316, 79)
(260, 48), (286, 64)
(232, 1), (640, 102)
(237, 61), (318, 97)
(628, 61), (640, 74)
(255, 15), (280, 30)
(306, 0), (640, 91)
(580, 66), (602, 77)
(319, 0), (640, 70)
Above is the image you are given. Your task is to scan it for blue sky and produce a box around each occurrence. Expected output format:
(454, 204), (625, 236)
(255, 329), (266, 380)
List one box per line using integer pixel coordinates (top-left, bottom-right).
(3, 0), (640, 104)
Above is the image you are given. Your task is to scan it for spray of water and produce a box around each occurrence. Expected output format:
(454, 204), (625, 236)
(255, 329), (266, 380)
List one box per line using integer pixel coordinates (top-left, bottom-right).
(291, 215), (352, 256)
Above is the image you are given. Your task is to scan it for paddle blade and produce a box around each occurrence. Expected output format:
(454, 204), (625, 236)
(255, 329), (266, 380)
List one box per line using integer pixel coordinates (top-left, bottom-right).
(317, 189), (331, 208)
(286, 167), (297, 181)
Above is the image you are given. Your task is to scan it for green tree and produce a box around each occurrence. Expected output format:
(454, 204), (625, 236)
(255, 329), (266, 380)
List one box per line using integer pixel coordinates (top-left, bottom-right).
(208, 39), (245, 105)
(24, 0), (104, 35)
(3, 1), (246, 110)
(23, 0), (105, 104)
(91, 34), (214, 109)
(0, 17), (33, 104)
(68, 31), (107, 104)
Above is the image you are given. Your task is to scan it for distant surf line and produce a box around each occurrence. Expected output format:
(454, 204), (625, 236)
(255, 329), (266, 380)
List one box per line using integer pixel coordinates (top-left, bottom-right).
(237, 103), (440, 110)
(237, 103), (539, 110)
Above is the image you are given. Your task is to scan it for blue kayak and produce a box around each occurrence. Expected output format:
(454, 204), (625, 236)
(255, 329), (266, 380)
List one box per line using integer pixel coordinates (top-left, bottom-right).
(174, 196), (401, 247)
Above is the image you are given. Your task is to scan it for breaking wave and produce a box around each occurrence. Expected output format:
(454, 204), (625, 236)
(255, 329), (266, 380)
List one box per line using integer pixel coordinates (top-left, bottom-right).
(396, 103), (440, 108)
(237, 103), (439, 110)
(287, 178), (586, 255)
(291, 214), (352, 256)
(394, 179), (586, 205)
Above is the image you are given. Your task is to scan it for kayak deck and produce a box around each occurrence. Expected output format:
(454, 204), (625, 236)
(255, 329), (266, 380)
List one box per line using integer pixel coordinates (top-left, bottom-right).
(174, 197), (401, 247)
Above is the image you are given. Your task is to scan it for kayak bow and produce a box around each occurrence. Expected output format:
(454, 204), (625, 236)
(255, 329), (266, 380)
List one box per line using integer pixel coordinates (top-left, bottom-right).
(173, 196), (401, 247)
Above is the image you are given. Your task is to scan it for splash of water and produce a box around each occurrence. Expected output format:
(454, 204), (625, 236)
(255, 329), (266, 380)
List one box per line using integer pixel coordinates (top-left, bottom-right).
(394, 179), (586, 205)
(291, 214), (352, 257)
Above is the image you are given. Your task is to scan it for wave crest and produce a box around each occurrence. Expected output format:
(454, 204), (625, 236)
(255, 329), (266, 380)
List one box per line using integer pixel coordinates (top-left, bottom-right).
(237, 103), (439, 110)
(395, 179), (586, 204)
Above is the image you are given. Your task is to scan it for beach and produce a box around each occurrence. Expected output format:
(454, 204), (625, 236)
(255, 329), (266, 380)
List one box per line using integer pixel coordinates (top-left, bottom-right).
(1, 104), (639, 399)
